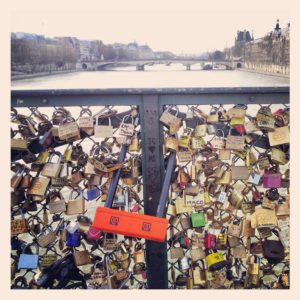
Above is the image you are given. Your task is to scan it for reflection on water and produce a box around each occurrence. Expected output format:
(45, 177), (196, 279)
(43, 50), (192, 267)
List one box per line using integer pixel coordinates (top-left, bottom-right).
(11, 64), (289, 90)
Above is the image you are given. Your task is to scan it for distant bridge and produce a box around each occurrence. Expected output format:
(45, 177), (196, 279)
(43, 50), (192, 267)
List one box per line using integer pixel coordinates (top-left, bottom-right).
(76, 58), (243, 71)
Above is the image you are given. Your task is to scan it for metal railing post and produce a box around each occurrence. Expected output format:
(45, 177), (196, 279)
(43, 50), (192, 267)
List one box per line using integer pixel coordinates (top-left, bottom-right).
(140, 94), (168, 289)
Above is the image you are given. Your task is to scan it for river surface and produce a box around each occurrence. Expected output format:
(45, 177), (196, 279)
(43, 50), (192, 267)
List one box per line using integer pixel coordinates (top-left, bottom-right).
(11, 64), (289, 90)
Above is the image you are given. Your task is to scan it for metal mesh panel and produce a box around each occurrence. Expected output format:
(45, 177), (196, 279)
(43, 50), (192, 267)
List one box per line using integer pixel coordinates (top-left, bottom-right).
(162, 103), (290, 289)
(11, 104), (147, 289)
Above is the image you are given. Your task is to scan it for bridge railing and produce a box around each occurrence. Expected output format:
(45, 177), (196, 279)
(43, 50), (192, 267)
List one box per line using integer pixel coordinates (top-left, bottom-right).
(11, 87), (289, 289)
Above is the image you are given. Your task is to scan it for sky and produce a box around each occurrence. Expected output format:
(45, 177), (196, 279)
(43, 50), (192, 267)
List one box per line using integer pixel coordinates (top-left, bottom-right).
(10, 2), (290, 55)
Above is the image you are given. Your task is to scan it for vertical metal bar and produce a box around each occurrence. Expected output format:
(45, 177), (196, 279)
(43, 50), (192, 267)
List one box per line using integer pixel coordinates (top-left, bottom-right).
(105, 144), (127, 208)
(156, 152), (176, 217)
(141, 94), (168, 289)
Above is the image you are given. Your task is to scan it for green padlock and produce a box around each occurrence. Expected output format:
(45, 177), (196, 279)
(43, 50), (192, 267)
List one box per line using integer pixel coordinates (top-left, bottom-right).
(191, 212), (206, 228)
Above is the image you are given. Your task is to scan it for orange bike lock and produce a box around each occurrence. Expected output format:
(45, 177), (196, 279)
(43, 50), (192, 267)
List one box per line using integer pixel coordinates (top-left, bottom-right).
(92, 146), (176, 242)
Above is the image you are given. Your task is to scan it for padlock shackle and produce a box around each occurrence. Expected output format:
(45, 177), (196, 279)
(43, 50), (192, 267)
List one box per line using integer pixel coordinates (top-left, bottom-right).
(156, 152), (176, 218)
(105, 144), (127, 208)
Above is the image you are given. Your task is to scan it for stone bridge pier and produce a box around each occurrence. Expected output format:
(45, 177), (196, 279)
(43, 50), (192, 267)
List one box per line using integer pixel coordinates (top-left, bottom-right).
(136, 64), (145, 71)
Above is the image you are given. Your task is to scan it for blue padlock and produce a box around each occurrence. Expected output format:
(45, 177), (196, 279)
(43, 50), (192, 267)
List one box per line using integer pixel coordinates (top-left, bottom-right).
(66, 230), (80, 247)
(18, 243), (39, 269)
(86, 186), (101, 201)
(11, 237), (22, 251)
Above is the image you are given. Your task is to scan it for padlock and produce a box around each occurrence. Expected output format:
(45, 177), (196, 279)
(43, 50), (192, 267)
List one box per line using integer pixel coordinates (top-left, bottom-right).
(85, 184), (101, 201)
(133, 242), (145, 263)
(40, 253), (57, 270)
(102, 233), (118, 251)
(227, 104), (247, 119)
(216, 169), (232, 185)
(71, 144), (84, 161)
(265, 188), (280, 201)
(189, 246), (205, 262)
(178, 127), (192, 149)
(66, 188), (85, 215)
(262, 165), (281, 188)
(37, 225), (57, 248)
(256, 106), (275, 131)
(192, 260), (207, 286)
(119, 114), (135, 137)
(11, 166), (25, 190)
(194, 117), (207, 137)
(207, 106), (219, 124)
(73, 242), (92, 266)
(225, 128), (245, 151)
(66, 229), (80, 247)
(89, 261), (107, 287)
(191, 211), (206, 228)
(160, 105), (181, 135)
(177, 149), (193, 162)
(66, 220), (80, 234)
(41, 151), (62, 178)
(270, 148), (287, 165)
(18, 243), (39, 269)
(87, 226), (102, 240)
(180, 216), (192, 230)
(205, 249), (226, 271)
(216, 227), (228, 250)
(31, 149), (50, 171)
(11, 209), (29, 236)
(231, 156), (249, 180)
(178, 256), (190, 271)
(204, 226), (216, 249)
(128, 132), (140, 152)
(211, 129), (226, 150)
(207, 124), (216, 135)
(191, 135), (205, 150)
(268, 126), (290, 146)
(52, 107), (70, 125)
(78, 107), (94, 135)
(94, 113), (113, 138)
(247, 165), (261, 185)
(214, 162), (230, 179)
(216, 186), (228, 205)
(247, 255), (260, 285)
(263, 239), (285, 264)
(165, 136), (179, 152)
(229, 188), (243, 208)
(105, 253), (119, 289)
(58, 116), (81, 141)
(227, 219), (242, 237)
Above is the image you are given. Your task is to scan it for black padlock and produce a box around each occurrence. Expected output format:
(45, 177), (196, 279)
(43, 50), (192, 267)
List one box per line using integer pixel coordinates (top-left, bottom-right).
(263, 239), (285, 264)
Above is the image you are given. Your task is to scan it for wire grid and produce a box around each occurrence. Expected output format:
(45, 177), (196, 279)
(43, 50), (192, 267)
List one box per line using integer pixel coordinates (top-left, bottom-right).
(162, 103), (290, 289)
(10, 105), (147, 289)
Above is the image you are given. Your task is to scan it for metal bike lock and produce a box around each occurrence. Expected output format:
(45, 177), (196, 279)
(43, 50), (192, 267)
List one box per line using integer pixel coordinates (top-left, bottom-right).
(92, 150), (176, 242)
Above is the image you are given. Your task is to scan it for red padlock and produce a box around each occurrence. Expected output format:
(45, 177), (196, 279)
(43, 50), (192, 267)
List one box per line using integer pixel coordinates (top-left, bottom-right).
(204, 226), (216, 249)
(233, 125), (246, 134)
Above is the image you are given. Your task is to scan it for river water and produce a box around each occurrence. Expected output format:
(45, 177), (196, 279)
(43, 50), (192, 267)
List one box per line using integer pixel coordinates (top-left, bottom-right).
(11, 64), (289, 90)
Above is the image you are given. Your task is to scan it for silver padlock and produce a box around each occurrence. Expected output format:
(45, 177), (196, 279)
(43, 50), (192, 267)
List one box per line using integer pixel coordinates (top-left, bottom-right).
(278, 226), (290, 248)
(207, 124), (216, 135)
(178, 256), (190, 271)
(66, 220), (80, 234)
(217, 187), (228, 205)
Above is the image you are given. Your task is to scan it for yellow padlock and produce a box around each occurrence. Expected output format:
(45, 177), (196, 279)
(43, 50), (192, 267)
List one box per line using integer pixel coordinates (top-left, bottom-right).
(179, 129), (191, 148)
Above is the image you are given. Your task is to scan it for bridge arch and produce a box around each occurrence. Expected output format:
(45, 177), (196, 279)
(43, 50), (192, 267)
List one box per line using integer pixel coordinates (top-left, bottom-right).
(82, 63), (88, 70)
(236, 62), (242, 68)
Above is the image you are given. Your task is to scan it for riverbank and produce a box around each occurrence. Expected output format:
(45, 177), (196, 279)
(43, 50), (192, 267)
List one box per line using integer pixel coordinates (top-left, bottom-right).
(11, 69), (78, 81)
(239, 68), (289, 79)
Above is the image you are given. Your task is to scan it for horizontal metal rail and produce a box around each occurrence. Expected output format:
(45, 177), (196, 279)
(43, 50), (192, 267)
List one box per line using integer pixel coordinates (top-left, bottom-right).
(11, 87), (289, 107)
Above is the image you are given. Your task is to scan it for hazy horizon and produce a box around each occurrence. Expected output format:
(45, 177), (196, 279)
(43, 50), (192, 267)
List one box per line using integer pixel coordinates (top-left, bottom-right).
(11, 8), (289, 55)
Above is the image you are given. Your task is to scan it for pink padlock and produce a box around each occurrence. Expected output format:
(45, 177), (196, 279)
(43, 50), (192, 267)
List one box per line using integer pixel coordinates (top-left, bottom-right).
(263, 172), (281, 188)
(87, 226), (102, 240)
